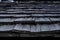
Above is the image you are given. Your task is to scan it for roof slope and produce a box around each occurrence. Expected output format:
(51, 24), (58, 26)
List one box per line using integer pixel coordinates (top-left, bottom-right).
(0, 1), (60, 33)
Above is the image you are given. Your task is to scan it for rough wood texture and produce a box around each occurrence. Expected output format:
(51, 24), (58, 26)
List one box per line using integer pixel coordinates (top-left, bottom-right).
(0, 1), (60, 37)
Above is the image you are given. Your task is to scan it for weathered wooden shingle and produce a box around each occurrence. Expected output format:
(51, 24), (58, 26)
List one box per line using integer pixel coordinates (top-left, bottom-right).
(35, 18), (50, 22)
(35, 24), (41, 32)
(41, 24), (49, 31)
(0, 1), (60, 33)
(50, 18), (60, 21)
(14, 24), (24, 30)
(22, 24), (30, 31)
(14, 18), (35, 22)
(0, 18), (14, 22)
(30, 25), (36, 32)
(0, 25), (14, 31)
(48, 24), (56, 31)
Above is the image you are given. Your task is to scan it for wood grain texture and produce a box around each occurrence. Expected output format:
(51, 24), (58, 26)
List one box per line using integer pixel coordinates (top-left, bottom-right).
(0, 1), (60, 33)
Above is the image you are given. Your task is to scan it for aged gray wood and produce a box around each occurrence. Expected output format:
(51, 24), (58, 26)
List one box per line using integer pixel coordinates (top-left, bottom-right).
(0, 1), (60, 33)
(14, 24), (23, 30)
(48, 24), (60, 31)
(43, 14), (60, 16)
(22, 24), (30, 31)
(6, 7), (27, 9)
(0, 15), (13, 17)
(26, 8), (36, 10)
(32, 14), (60, 17)
(0, 14), (60, 17)
(54, 24), (60, 30)
(1, 10), (60, 13)
(0, 25), (14, 31)
(41, 24), (49, 31)
(30, 25), (36, 32)
(15, 18), (26, 21)
(35, 24), (41, 32)
(50, 18), (60, 21)
(14, 24), (60, 32)
(31, 14), (45, 16)
(0, 14), (30, 17)
(15, 18), (35, 22)
(8, 0), (14, 2)
(1, 2), (60, 14)
(0, 14), (59, 17)
(48, 24), (57, 31)
(13, 15), (31, 17)
(35, 18), (50, 22)
(6, 9), (16, 12)
(0, 18), (15, 22)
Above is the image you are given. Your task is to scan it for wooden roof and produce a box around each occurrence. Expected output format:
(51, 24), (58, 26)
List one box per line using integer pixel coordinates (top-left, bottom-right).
(0, 1), (60, 33)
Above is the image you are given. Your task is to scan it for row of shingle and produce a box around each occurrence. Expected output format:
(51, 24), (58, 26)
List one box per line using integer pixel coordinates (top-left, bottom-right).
(1, 2), (60, 13)
(1, 10), (60, 13)
(16, 1), (60, 4)
(0, 18), (60, 23)
(0, 2), (60, 32)
(0, 23), (60, 32)
(0, 1), (60, 7)
(14, 3), (60, 9)
(0, 14), (60, 17)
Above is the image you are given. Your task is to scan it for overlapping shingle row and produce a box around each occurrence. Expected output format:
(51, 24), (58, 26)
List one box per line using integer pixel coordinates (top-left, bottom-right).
(0, 1), (60, 33)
